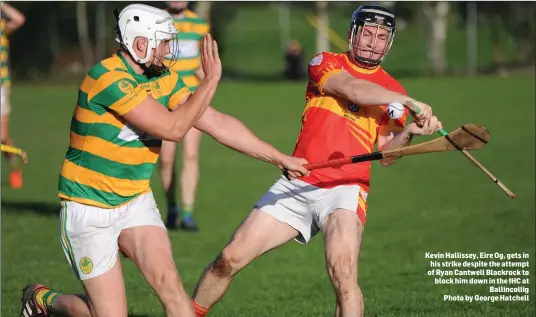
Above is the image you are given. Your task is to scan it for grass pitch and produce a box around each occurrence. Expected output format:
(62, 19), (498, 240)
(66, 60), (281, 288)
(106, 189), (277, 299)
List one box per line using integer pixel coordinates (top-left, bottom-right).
(1, 75), (534, 316)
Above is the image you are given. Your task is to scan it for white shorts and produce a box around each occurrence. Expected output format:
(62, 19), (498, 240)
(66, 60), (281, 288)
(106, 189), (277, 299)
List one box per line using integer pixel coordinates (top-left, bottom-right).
(1, 85), (10, 116)
(59, 191), (166, 281)
(254, 176), (368, 244)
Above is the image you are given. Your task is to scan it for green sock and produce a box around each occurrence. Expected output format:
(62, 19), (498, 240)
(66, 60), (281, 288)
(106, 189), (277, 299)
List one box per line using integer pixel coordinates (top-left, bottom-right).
(35, 288), (60, 311)
(181, 204), (194, 219)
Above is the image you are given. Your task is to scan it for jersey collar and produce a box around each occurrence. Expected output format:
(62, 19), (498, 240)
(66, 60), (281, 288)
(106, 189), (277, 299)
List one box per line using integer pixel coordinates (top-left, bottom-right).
(344, 52), (381, 74)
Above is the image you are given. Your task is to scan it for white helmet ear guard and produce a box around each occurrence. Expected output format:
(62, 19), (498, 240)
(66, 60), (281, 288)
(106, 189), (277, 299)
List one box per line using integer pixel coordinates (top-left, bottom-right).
(114, 4), (178, 65)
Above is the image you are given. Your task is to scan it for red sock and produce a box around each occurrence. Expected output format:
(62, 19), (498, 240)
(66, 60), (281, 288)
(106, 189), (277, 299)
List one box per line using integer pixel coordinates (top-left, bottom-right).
(192, 299), (209, 317)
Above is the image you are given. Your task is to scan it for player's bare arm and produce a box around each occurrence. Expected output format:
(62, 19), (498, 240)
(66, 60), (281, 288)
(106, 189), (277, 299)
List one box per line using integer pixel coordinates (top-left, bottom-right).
(122, 81), (214, 142)
(0, 2), (25, 33)
(123, 34), (221, 142)
(377, 116), (443, 166)
(322, 72), (433, 126)
(194, 106), (310, 178)
(323, 71), (412, 106)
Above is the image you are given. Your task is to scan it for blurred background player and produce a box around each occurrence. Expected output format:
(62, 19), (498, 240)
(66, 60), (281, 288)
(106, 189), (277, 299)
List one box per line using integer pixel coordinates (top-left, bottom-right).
(161, 1), (211, 231)
(283, 40), (305, 81)
(0, 2), (25, 188)
(190, 5), (442, 317)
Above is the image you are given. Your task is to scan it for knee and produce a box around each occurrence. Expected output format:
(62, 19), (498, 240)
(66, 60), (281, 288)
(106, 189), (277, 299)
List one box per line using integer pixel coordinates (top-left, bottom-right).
(182, 150), (199, 167)
(209, 244), (247, 278)
(327, 253), (357, 285)
(153, 267), (183, 297)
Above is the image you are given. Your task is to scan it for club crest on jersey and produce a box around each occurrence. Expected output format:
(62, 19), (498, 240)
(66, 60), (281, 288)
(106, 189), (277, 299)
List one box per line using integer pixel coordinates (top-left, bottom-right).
(348, 102), (360, 112)
(309, 54), (323, 66)
(118, 79), (135, 94)
(151, 81), (163, 98)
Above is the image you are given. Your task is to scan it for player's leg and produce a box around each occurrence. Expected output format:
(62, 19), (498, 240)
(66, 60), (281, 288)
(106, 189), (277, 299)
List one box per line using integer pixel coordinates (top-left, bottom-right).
(0, 85), (22, 189)
(192, 209), (299, 316)
(0, 86), (13, 148)
(21, 259), (126, 317)
(20, 201), (128, 317)
(323, 209), (364, 317)
(160, 139), (180, 228)
(0, 85), (13, 149)
(192, 176), (315, 317)
(179, 127), (202, 231)
(317, 186), (367, 317)
(20, 284), (93, 317)
(0, 110), (13, 152)
(120, 227), (194, 316)
(118, 191), (194, 317)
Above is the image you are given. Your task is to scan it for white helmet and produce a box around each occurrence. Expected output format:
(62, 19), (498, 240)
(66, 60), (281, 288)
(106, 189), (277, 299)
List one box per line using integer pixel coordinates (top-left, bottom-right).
(115, 4), (178, 65)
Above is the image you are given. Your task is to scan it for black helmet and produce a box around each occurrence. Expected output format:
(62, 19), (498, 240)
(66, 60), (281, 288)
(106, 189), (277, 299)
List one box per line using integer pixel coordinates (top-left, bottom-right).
(348, 5), (396, 68)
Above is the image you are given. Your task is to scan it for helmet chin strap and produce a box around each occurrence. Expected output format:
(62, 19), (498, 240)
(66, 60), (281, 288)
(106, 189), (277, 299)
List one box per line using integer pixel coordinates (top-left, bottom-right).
(145, 59), (168, 78)
(128, 46), (165, 78)
(353, 56), (380, 68)
(135, 48), (171, 78)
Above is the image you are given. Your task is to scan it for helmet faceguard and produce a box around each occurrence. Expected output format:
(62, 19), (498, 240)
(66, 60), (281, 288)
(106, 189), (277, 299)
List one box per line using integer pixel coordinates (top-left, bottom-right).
(114, 4), (180, 76)
(348, 6), (396, 68)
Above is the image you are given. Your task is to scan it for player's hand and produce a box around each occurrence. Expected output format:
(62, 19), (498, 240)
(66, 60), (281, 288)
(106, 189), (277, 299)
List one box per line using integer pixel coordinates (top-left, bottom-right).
(407, 100), (433, 128)
(280, 156), (310, 180)
(405, 116), (443, 136)
(201, 33), (221, 82)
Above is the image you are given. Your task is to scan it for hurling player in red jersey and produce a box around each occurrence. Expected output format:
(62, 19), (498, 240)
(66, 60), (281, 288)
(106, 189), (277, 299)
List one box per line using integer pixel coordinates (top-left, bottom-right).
(190, 5), (443, 317)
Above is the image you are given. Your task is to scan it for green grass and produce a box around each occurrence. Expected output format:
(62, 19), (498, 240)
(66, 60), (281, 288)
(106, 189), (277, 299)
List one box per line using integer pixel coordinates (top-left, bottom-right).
(1, 75), (535, 316)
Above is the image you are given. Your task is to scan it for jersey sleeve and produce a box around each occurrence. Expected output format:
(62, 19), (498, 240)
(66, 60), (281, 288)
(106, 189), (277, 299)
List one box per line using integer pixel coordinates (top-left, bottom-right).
(380, 79), (409, 133)
(168, 72), (192, 109)
(308, 52), (345, 94)
(89, 71), (149, 116)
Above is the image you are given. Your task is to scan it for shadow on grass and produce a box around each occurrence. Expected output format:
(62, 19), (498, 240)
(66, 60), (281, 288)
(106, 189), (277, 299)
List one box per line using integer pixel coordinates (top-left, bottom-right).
(1, 173), (359, 217)
(1, 200), (60, 216)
